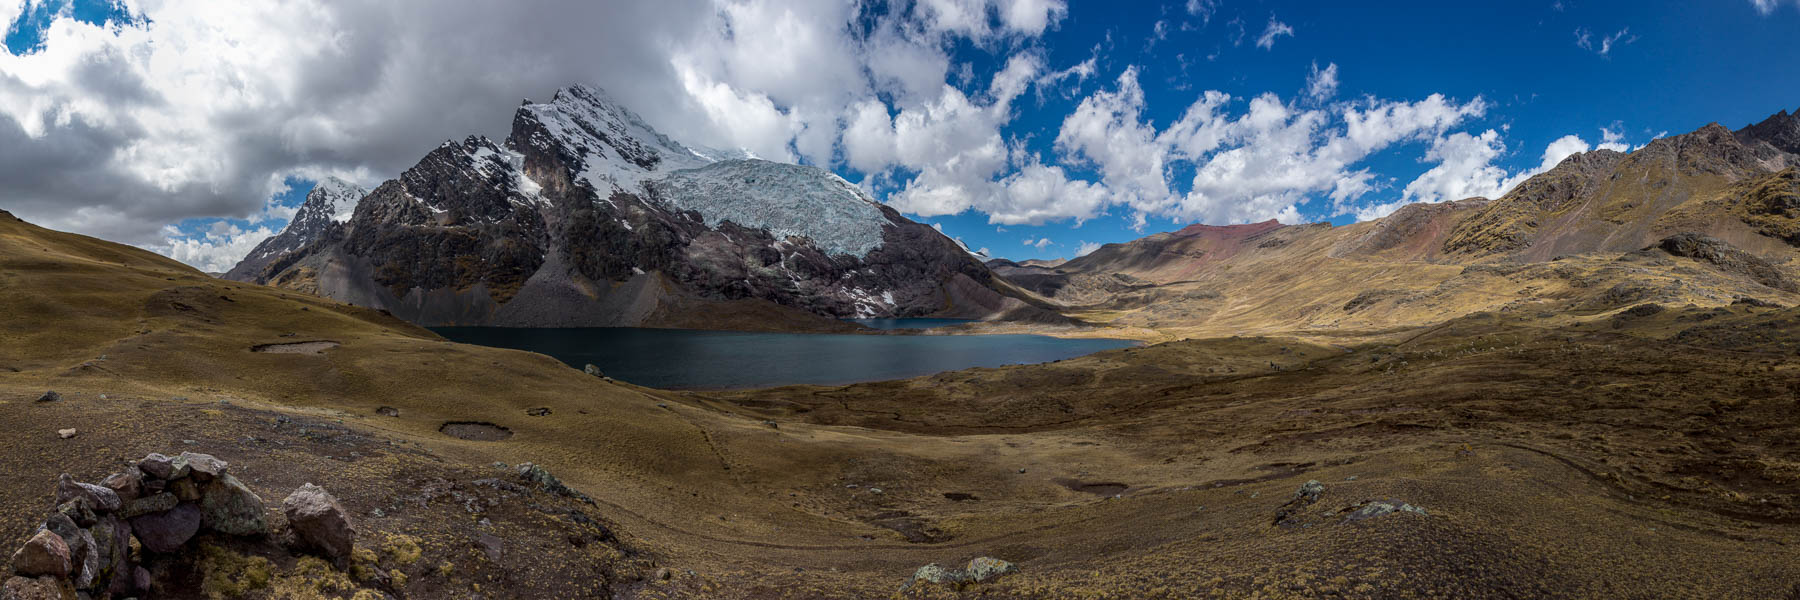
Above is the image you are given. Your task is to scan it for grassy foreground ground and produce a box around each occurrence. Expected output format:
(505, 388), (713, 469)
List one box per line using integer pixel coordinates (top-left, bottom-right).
(3, 209), (1798, 598)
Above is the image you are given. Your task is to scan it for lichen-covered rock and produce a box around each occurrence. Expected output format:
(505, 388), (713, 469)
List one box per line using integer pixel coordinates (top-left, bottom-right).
(10, 530), (71, 578)
(282, 483), (355, 560)
(963, 557), (1016, 582)
(128, 503), (201, 553)
(199, 473), (267, 536)
(119, 492), (177, 519)
(66, 529), (96, 590)
(903, 556), (1017, 589)
(54, 474), (121, 513)
(1343, 499), (1429, 523)
(85, 515), (131, 595)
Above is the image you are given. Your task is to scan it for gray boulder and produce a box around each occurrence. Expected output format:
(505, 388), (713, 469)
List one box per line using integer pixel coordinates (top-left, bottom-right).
(282, 483), (355, 560)
(34, 391), (59, 403)
(128, 503), (201, 553)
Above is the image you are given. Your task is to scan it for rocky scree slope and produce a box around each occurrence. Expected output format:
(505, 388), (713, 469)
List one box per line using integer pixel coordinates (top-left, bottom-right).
(227, 84), (1044, 328)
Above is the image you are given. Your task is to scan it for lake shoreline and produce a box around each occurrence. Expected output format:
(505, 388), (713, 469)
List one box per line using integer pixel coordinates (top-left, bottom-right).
(431, 322), (1138, 390)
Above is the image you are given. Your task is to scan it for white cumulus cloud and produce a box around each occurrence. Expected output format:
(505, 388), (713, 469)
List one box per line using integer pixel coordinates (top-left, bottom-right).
(1256, 17), (1294, 50)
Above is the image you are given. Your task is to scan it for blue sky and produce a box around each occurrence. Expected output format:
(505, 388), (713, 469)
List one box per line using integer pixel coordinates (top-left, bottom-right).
(3, 1), (1798, 270)
(903, 0), (1800, 259)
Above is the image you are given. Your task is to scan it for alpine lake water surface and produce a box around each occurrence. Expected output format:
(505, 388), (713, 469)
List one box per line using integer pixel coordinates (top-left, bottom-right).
(431, 319), (1136, 389)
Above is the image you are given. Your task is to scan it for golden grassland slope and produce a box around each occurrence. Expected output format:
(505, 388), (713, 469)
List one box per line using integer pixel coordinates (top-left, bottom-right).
(976, 130), (1800, 343)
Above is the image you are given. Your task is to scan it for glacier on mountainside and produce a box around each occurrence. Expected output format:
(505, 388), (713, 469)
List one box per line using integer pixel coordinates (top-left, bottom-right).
(649, 159), (889, 258)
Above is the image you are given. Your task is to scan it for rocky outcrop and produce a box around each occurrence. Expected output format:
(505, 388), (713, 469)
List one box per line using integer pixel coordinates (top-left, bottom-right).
(1735, 107), (1800, 163)
(903, 556), (1017, 590)
(1273, 479), (1325, 527)
(1642, 233), (1796, 292)
(228, 84), (1049, 329)
(0, 452), (364, 599)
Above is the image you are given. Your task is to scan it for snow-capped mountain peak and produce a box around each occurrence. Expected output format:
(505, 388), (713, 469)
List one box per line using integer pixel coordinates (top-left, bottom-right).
(309, 176), (368, 224)
(221, 176), (368, 280)
(512, 84), (709, 194)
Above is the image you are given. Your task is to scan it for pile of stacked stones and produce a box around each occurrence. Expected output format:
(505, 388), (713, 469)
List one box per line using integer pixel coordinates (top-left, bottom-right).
(2, 452), (355, 599)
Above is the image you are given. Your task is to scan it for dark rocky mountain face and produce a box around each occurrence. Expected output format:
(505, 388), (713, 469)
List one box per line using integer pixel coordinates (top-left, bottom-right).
(227, 85), (1044, 328)
(1736, 108), (1800, 158)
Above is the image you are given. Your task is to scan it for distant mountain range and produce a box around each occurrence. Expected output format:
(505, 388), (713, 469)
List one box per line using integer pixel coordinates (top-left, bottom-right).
(993, 106), (1800, 333)
(224, 85), (1052, 329)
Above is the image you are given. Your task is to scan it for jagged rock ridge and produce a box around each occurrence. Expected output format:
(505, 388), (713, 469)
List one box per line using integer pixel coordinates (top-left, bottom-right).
(223, 177), (367, 281)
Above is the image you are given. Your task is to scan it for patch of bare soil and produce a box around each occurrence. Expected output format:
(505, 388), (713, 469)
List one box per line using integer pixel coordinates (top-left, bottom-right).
(250, 341), (340, 354)
(439, 421), (512, 441)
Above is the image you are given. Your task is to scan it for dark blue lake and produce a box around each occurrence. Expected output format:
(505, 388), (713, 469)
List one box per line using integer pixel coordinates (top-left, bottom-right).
(430, 324), (1135, 390)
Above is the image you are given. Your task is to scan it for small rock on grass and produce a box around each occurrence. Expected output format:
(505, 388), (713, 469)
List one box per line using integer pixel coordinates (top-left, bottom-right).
(56, 429), (75, 439)
(283, 483), (355, 561)
(35, 391), (59, 403)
